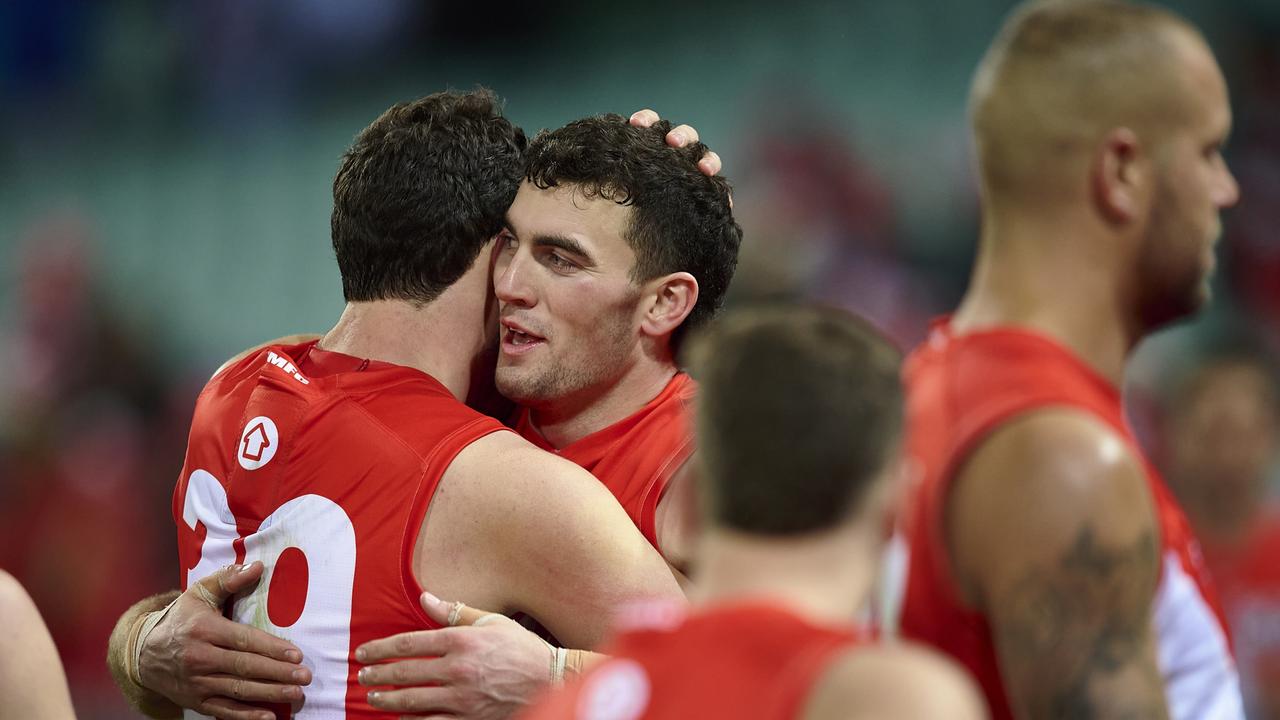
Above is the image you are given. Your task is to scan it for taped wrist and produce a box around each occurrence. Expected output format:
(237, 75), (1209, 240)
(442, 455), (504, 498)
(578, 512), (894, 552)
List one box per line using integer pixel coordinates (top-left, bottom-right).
(130, 596), (180, 688)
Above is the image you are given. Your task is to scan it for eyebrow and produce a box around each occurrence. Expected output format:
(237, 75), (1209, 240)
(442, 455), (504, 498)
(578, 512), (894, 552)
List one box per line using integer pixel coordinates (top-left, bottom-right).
(502, 217), (596, 265)
(533, 233), (592, 261)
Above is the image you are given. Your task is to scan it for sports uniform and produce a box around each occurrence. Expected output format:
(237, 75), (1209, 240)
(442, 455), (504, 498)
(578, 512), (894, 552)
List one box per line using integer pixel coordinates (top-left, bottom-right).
(896, 321), (1243, 720)
(514, 373), (695, 552)
(173, 340), (504, 718)
(518, 601), (862, 720)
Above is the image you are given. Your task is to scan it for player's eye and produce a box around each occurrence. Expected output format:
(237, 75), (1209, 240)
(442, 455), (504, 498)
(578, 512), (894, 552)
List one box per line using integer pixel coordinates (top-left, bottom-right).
(544, 251), (579, 273)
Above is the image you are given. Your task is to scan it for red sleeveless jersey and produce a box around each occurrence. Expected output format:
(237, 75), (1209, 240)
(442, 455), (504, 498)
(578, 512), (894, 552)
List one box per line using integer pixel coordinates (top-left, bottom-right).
(518, 601), (862, 720)
(173, 341), (505, 718)
(514, 373), (696, 551)
(894, 321), (1242, 720)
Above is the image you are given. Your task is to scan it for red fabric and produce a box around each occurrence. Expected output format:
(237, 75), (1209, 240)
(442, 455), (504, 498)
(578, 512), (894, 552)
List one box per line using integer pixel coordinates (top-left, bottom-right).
(515, 373), (696, 552)
(898, 320), (1230, 720)
(172, 341), (504, 717)
(1202, 510), (1280, 712)
(519, 601), (862, 720)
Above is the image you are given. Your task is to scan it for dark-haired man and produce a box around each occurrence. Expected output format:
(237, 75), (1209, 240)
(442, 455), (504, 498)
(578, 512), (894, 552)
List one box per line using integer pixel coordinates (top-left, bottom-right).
(353, 113), (741, 716)
(517, 304), (986, 720)
(889, 1), (1244, 718)
(106, 90), (684, 720)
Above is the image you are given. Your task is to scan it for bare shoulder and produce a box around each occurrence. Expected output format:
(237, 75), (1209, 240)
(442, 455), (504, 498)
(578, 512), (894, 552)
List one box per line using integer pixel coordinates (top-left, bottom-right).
(0, 570), (41, 627)
(0, 571), (76, 719)
(802, 641), (987, 720)
(949, 408), (1156, 602)
(442, 429), (609, 506)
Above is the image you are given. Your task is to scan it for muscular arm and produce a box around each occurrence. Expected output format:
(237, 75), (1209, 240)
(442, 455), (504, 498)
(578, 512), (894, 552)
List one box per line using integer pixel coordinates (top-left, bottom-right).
(428, 430), (684, 647)
(358, 431), (684, 717)
(950, 410), (1167, 719)
(0, 571), (76, 720)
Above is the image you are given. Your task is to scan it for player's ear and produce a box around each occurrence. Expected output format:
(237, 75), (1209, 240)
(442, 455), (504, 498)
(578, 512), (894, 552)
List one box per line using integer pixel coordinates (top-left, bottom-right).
(640, 272), (699, 340)
(1092, 126), (1148, 224)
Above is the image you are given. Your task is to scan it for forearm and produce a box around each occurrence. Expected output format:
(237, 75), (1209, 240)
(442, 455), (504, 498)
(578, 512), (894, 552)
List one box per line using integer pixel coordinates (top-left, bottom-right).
(106, 591), (182, 719)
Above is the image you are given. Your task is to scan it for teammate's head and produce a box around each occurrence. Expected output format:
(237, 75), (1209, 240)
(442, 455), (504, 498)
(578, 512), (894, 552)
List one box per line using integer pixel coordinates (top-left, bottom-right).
(972, 0), (1238, 329)
(686, 305), (904, 537)
(331, 89), (527, 306)
(1165, 345), (1279, 517)
(493, 114), (741, 409)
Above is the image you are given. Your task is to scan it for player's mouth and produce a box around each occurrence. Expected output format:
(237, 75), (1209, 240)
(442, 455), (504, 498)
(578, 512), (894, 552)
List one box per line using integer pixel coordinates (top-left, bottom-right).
(500, 319), (546, 357)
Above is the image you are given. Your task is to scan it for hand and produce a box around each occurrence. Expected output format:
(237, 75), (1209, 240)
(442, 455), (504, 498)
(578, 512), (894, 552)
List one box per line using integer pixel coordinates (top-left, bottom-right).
(629, 109), (723, 176)
(355, 592), (554, 719)
(138, 562), (312, 720)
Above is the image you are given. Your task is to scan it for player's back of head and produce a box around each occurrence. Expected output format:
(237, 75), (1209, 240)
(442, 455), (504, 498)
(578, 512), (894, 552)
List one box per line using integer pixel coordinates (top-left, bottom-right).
(684, 304), (903, 536)
(971, 0), (1205, 206)
(525, 114), (741, 348)
(331, 88), (527, 305)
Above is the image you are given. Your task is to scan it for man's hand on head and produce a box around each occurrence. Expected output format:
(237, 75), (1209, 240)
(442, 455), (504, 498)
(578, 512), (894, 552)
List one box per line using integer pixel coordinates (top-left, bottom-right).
(136, 562), (312, 720)
(629, 109), (723, 177)
(355, 591), (566, 719)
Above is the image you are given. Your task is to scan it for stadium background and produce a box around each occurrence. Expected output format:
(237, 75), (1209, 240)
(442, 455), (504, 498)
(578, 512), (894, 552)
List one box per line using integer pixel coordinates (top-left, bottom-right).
(1, 0), (1278, 717)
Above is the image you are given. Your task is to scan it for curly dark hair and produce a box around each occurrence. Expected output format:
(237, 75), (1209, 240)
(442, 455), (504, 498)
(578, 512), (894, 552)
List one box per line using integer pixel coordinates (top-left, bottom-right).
(331, 89), (526, 305)
(524, 114), (741, 347)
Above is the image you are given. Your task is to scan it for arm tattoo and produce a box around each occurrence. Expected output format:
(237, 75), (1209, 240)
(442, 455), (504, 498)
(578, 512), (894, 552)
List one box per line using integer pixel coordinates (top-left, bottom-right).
(994, 525), (1166, 719)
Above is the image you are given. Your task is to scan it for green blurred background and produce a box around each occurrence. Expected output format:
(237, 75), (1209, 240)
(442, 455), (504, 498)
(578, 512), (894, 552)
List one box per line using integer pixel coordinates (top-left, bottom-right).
(3, 1), (1280, 716)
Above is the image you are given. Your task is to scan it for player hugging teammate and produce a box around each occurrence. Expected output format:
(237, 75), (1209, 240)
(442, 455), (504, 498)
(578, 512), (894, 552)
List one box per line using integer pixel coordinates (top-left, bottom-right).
(97, 1), (1249, 719)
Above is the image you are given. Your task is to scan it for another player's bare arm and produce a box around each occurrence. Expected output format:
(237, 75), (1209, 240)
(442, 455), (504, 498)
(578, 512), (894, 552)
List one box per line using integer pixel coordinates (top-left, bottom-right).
(951, 410), (1168, 720)
(472, 433), (685, 644)
(356, 431), (684, 718)
(0, 571), (76, 720)
(803, 642), (988, 720)
(106, 563), (312, 720)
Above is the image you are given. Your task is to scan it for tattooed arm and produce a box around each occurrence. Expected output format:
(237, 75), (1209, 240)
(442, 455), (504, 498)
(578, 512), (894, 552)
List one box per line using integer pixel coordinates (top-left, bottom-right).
(948, 409), (1168, 720)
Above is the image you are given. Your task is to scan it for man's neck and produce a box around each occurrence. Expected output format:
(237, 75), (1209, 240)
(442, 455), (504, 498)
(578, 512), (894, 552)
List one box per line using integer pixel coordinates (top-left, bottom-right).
(952, 212), (1138, 386)
(690, 525), (875, 626)
(318, 299), (480, 401)
(529, 358), (678, 448)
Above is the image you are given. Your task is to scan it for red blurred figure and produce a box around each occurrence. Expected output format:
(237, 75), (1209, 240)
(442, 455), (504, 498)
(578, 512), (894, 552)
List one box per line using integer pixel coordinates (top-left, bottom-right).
(1163, 350), (1280, 719)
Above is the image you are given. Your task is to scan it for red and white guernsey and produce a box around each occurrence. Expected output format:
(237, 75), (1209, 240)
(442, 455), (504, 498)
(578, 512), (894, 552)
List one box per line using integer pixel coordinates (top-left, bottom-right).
(514, 373), (696, 552)
(173, 341), (505, 719)
(518, 601), (863, 720)
(893, 321), (1243, 720)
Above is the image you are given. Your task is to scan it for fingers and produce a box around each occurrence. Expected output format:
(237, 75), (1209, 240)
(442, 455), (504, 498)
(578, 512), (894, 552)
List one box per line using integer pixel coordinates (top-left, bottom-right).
(367, 686), (458, 714)
(357, 658), (450, 687)
(202, 674), (305, 705)
(196, 610), (303, 664)
(196, 696), (278, 720)
(208, 646), (311, 685)
(356, 629), (456, 663)
(629, 109), (659, 128)
(420, 592), (491, 627)
(698, 151), (722, 177)
(194, 562), (261, 609)
(666, 123), (700, 148)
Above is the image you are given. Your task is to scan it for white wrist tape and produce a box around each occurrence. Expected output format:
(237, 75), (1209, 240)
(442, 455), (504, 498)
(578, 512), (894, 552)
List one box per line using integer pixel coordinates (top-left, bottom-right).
(551, 646), (568, 685)
(130, 597), (180, 688)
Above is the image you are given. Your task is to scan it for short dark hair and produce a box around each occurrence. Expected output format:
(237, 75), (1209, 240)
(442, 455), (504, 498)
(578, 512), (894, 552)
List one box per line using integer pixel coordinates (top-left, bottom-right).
(686, 304), (904, 536)
(524, 114), (741, 348)
(332, 89), (526, 305)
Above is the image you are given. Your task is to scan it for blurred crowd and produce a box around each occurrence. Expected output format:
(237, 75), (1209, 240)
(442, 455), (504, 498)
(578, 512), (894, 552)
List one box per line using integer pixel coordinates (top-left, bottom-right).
(3, 0), (1280, 718)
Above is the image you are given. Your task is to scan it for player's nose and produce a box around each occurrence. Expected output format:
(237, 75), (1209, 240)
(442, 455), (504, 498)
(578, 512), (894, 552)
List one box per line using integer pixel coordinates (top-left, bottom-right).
(1217, 163), (1240, 209)
(494, 250), (536, 308)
